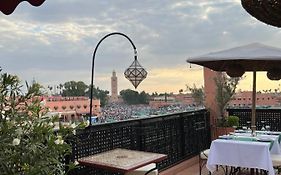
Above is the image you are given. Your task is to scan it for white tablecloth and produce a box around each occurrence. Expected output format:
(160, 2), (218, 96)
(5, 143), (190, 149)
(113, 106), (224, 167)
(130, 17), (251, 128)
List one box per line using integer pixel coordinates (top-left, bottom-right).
(232, 133), (281, 154)
(206, 139), (275, 175)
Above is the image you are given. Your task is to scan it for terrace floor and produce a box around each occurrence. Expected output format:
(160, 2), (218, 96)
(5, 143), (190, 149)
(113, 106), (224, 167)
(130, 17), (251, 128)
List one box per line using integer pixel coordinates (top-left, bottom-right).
(160, 156), (209, 175)
(159, 156), (264, 175)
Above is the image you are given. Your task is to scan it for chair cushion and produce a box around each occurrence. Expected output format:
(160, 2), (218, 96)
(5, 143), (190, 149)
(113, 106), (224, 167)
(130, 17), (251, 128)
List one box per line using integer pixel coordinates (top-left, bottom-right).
(271, 154), (281, 167)
(200, 149), (210, 160)
(125, 163), (158, 175)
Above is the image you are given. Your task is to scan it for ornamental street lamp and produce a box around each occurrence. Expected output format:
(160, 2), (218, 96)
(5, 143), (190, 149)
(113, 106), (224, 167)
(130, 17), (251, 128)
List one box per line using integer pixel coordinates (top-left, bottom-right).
(89, 32), (147, 125)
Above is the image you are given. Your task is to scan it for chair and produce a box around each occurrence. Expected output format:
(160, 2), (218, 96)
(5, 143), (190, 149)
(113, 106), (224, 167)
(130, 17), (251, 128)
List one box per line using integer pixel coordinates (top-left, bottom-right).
(199, 149), (210, 175)
(125, 163), (158, 175)
(195, 121), (211, 175)
(271, 154), (281, 174)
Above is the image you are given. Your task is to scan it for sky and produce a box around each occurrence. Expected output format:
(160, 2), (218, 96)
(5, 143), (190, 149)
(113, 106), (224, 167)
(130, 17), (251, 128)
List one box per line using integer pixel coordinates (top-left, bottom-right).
(1, 0), (281, 94)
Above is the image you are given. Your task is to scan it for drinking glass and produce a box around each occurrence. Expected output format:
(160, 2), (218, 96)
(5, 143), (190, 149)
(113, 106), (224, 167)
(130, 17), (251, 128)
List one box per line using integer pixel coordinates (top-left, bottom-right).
(246, 121), (251, 130)
(261, 121), (266, 131)
(265, 125), (270, 131)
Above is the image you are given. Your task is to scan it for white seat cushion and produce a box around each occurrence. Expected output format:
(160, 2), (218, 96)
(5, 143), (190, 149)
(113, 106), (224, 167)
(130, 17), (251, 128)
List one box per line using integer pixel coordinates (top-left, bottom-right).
(125, 163), (158, 175)
(200, 149), (210, 160)
(271, 154), (281, 167)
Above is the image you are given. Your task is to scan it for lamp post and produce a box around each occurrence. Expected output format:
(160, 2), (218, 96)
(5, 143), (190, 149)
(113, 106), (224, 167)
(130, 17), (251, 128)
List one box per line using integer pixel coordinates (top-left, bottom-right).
(89, 32), (147, 125)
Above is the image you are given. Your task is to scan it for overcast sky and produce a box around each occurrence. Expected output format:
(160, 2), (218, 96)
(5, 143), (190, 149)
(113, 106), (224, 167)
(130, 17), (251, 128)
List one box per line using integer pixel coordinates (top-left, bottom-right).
(1, 0), (281, 94)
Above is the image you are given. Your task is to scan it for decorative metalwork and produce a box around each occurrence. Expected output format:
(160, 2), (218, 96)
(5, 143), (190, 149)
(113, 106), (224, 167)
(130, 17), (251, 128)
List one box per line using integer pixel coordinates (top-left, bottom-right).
(241, 0), (281, 28)
(0, 0), (45, 15)
(124, 58), (148, 89)
(89, 32), (147, 125)
(68, 110), (210, 175)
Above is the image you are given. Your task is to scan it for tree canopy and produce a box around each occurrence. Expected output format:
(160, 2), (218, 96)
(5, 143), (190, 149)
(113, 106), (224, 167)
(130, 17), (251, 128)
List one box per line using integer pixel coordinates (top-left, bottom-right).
(186, 84), (204, 106)
(61, 81), (88, 97)
(215, 73), (241, 119)
(120, 89), (149, 105)
(60, 81), (109, 107)
(87, 86), (109, 107)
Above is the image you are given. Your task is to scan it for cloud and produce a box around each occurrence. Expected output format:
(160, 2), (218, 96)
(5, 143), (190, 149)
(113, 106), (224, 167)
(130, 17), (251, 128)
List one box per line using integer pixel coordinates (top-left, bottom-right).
(1, 0), (281, 94)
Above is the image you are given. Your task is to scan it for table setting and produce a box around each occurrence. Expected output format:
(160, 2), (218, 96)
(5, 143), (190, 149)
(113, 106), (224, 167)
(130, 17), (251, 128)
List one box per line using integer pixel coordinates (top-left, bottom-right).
(206, 129), (281, 175)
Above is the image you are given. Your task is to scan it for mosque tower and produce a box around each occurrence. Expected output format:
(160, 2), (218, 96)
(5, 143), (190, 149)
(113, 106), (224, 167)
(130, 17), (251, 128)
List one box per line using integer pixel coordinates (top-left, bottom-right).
(110, 70), (118, 102)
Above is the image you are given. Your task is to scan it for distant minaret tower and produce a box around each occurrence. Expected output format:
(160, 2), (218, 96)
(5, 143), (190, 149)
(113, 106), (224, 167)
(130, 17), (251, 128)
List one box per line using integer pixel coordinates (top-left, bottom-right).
(111, 70), (118, 102)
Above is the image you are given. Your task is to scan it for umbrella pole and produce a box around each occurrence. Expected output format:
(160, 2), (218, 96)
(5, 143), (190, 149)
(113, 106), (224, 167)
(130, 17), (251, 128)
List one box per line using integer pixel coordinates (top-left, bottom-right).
(251, 70), (257, 133)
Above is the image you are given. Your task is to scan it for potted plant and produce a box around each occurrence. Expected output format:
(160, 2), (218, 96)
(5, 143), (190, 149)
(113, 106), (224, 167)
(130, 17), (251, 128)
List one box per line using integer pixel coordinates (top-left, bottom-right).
(215, 116), (239, 137)
(227, 115), (239, 128)
(214, 74), (241, 138)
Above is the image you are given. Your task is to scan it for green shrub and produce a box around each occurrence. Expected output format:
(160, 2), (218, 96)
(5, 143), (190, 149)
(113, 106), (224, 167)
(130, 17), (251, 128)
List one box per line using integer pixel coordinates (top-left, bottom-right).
(0, 70), (88, 175)
(227, 115), (239, 127)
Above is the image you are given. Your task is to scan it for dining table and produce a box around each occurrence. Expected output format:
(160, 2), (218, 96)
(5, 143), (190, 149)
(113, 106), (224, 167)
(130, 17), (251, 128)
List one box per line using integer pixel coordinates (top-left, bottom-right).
(78, 148), (167, 174)
(206, 130), (281, 175)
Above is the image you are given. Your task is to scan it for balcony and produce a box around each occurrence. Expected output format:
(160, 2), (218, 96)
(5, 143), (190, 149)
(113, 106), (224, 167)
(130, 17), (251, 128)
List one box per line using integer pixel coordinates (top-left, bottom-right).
(69, 108), (281, 175)
(68, 109), (210, 175)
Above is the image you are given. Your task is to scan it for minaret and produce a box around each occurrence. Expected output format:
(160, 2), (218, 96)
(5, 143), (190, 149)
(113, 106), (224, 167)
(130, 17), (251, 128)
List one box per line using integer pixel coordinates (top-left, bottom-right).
(111, 70), (118, 102)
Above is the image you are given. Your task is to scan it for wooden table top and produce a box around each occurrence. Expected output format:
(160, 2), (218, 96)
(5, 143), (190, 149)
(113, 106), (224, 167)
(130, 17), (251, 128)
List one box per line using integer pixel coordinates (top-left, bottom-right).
(78, 148), (167, 173)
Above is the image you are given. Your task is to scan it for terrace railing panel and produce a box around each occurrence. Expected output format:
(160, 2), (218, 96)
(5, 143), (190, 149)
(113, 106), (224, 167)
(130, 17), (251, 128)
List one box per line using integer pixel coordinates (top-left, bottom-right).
(69, 109), (210, 175)
(227, 108), (281, 131)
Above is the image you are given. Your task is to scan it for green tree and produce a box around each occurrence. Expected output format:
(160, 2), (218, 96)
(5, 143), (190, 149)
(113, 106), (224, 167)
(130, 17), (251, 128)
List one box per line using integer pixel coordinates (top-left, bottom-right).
(120, 89), (139, 104)
(62, 81), (88, 97)
(85, 86), (109, 107)
(215, 73), (241, 119)
(139, 91), (149, 104)
(25, 80), (45, 96)
(186, 84), (204, 106)
(119, 89), (149, 104)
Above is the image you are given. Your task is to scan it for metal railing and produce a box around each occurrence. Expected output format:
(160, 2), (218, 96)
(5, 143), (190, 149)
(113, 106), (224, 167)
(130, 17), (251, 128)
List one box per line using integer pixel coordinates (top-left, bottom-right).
(68, 109), (211, 175)
(227, 108), (281, 131)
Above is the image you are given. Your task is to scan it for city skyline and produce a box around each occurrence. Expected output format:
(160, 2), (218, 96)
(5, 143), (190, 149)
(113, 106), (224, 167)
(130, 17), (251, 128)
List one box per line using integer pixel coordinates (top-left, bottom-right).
(1, 0), (281, 93)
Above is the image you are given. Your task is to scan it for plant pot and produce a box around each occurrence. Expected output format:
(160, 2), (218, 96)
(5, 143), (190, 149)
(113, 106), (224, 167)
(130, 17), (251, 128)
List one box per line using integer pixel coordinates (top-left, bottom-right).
(214, 127), (234, 139)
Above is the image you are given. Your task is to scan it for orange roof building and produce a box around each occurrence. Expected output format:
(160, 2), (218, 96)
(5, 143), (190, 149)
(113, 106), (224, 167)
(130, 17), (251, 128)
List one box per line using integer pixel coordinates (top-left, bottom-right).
(43, 96), (100, 122)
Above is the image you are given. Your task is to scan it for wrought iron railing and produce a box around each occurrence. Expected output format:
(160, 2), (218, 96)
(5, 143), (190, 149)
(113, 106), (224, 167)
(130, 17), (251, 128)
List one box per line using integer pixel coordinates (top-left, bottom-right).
(68, 109), (211, 175)
(227, 108), (281, 131)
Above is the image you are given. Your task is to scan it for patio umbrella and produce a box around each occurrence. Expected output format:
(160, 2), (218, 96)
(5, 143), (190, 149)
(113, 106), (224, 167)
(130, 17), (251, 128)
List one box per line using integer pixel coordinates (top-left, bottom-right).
(186, 43), (281, 132)
(241, 0), (281, 28)
(0, 0), (45, 15)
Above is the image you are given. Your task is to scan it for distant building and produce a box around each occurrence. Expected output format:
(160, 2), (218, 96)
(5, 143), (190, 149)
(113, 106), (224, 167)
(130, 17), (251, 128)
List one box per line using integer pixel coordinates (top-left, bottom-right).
(149, 93), (196, 108)
(228, 91), (280, 108)
(173, 93), (194, 105)
(109, 70), (118, 103)
(149, 95), (175, 108)
(44, 96), (100, 122)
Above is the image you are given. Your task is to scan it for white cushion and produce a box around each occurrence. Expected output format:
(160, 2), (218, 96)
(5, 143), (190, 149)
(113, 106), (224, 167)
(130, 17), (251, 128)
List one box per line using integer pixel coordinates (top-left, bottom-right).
(271, 154), (281, 167)
(200, 149), (210, 160)
(125, 163), (158, 175)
